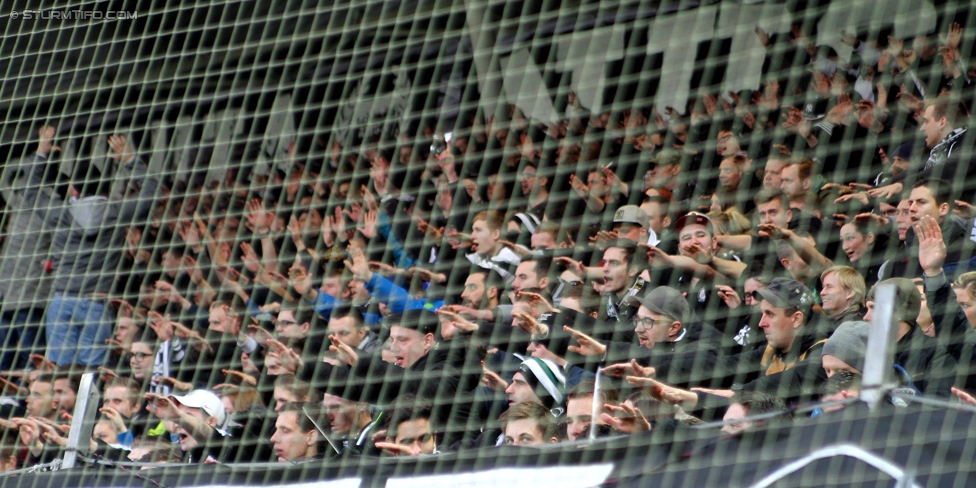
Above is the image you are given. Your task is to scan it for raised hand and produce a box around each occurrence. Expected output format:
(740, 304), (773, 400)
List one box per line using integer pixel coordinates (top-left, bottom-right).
(601, 358), (656, 378)
(601, 403), (651, 434)
(563, 325), (607, 357)
(107, 134), (135, 164)
(513, 311), (548, 337)
(245, 198), (272, 234)
(328, 334), (359, 367)
(221, 369), (258, 387)
(867, 182), (903, 200)
(408, 267), (446, 284)
(554, 256), (585, 277)
(240, 242), (261, 274)
(915, 215), (946, 276)
(481, 366), (508, 392)
(373, 441), (422, 457)
(715, 285), (742, 309)
(158, 376), (193, 392)
(288, 261), (312, 296)
(517, 290), (558, 314)
(343, 248), (372, 283)
(569, 174), (589, 198)
(359, 210), (379, 240)
(247, 324), (275, 348)
(37, 126), (60, 157)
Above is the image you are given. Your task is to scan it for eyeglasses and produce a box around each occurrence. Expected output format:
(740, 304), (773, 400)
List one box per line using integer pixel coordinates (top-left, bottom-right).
(634, 318), (673, 330)
(130, 352), (152, 361)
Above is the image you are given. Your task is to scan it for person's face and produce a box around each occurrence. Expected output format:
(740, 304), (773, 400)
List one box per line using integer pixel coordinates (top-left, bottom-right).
(613, 222), (645, 242)
(779, 165), (805, 199)
(461, 273), (487, 307)
(587, 171), (607, 196)
(840, 224), (871, 264)
(104, 386), (138, 418)
(52, 378), (77, 415)
(512, 262), (545, 294)
(271, 411), (315, 462)
(321, 276), (343, 298)
(161, 252), (181, 273)
(718, 159), (742, 189)
(93, 420), (117, 445)
(763, 159), (786, 189)
(504, 372), (540, 407)
(756, 199), (791, 228)
(640, 202), (669, 234)
(504, 418), (546, 446)
(519, 166), (538, 195)
(907, 185), (947, 223)
(820, 272), (854, 318)
(530, 231), (557, 250)
(743, 278), (764, 307)
(633, 307), (674, 350)
(919, 105), (948, 148)
(678, 224), (715, 261)
(601, 247), (635, 295)
(720, 403), (752, 435)
(565, 395), (604, 441)
(273, 387), (301, 413)
(822, 354), (861, 378)
(129, 342), (155, 381)
(758, 300), (800, 351)
(394, 418), (436, 455)
(276, 310), (310, 340)
(327, 316), (366, 349)
(26, 381), (55, 418)
(115, 317), (137, 346)
(471, 219), (499, 256)
(388, 325), (431, 369)
(716, 131), (739, 157)
(953, 287), (976, 328)
(435, 182), (453, 212)
(891, 156), (911, 175)
(322, 393), (358, 436)
(208, 305), (237, 335)
(894, 199), (912, 240)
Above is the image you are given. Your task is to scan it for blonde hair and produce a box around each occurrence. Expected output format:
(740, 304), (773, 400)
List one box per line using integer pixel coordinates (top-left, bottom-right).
(821, 265), (866, 309)
(952, 271), (976, 300)
(707, 208), (752, 236)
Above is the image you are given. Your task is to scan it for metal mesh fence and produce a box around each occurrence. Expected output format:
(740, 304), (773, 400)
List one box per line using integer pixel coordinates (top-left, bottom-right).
(0, 0), (975, 486)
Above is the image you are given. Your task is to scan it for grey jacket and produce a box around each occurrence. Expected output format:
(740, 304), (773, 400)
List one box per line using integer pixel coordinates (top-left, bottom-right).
(0, 155), (55, 310)
(29, 155), (159, 296)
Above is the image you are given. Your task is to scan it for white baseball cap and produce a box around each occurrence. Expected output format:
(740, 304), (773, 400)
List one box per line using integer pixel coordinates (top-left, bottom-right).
(172, 390), (227, 429)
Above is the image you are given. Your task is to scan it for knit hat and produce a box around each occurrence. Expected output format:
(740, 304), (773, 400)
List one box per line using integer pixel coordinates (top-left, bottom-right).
(625, 286), (690, 323)
(822, 321), (871, 372)
(517, 358), (566, 411)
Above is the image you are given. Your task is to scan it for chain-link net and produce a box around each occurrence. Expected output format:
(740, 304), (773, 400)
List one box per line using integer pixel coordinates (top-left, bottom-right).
(0, 0), (975, 486)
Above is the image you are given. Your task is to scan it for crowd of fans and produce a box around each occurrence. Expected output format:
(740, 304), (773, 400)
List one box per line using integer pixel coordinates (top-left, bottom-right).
(0, 19), (975, 474)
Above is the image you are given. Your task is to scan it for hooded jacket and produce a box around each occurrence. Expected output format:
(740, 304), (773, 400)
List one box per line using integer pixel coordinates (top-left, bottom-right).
(30, 157), (159, 296)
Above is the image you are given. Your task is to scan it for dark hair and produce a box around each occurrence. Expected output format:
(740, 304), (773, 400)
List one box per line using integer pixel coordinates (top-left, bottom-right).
(388, 398), (434, 438)
(602, 238), (644, 271)
(330, 303), (365, 329)
(567, 378), (618, 405)
(911, 177), (953, 206)
(753, 188), (790, 210)
(280, 402), (333, 453)
(386, 309), (438, 336)
(519, 255), (553, 281)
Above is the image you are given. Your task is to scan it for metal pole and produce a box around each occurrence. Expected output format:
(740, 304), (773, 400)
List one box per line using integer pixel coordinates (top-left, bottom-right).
(62, 372), (99, 470)
(860, 283), (898, 410)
